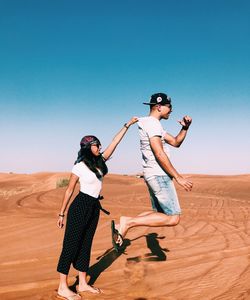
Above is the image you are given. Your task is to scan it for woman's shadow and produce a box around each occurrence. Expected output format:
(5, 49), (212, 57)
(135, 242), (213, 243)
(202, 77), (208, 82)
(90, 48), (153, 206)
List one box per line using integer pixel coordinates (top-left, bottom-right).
(70, 238), (131, 290)
(70, 232), (168, 290)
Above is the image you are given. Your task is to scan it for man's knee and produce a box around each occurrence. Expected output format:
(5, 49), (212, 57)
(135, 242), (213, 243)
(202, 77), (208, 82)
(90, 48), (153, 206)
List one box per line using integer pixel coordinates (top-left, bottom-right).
(168, 215), (180, 226)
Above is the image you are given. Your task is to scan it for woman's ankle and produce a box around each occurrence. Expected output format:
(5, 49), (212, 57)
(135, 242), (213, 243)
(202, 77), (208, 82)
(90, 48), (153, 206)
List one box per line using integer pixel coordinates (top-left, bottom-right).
(58, 285), (70, 294)
(59, 282), (68, 288)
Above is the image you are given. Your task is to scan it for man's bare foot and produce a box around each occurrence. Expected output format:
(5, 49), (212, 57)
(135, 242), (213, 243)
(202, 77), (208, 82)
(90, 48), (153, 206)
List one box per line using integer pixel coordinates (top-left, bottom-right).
(115, 216), (132, 245)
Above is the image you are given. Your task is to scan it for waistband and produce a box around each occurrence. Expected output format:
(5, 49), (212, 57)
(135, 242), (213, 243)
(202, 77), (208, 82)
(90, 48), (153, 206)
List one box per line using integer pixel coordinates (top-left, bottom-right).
(78, 192), (110, 215)
(78, 191), (99, 200)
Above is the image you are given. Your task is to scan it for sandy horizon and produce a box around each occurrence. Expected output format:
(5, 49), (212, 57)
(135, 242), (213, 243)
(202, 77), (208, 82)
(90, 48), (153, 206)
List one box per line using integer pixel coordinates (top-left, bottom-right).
(1, 172), (250, 299)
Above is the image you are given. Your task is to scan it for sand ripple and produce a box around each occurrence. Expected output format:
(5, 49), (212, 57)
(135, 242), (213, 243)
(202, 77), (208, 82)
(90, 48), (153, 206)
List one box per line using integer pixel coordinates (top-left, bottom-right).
(0, 173), (250, 299)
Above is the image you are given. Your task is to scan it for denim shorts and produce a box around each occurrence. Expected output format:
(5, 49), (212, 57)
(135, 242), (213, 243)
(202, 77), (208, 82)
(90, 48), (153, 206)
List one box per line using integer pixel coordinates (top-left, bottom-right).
(144, 175), (181, 215)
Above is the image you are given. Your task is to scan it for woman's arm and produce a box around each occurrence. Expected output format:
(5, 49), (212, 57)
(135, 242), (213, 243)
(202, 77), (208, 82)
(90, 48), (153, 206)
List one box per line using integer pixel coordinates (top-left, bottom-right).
(57, 173), (79, 228)
(102, 116), (138, 161)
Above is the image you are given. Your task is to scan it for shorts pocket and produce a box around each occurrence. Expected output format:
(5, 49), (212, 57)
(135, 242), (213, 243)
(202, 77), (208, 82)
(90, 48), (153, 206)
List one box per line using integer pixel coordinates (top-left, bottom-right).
(146, 177), (162, 195)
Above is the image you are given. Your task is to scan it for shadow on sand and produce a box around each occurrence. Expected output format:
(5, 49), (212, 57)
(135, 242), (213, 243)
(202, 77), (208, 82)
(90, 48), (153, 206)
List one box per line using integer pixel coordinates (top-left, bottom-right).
(70, 238), (131, 291)
(127, 232), (169, 263)
(70, 232), (168, 291)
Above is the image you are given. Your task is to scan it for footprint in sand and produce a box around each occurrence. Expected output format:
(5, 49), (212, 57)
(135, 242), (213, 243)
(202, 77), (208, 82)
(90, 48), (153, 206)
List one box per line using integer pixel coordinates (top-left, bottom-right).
(124, 260), (147, 285)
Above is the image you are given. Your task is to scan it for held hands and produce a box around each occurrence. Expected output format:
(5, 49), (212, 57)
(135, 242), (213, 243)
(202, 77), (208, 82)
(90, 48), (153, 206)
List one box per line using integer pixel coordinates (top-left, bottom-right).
(126, 116), (138, 128)
(57, 216), (64, 229)
(178, 115), (192, 129)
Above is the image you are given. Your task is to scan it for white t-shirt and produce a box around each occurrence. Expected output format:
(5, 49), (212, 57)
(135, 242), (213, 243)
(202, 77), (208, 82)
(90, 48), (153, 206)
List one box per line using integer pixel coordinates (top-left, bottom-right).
(72, 162), (102, 198)
(138, 116), (170, 177)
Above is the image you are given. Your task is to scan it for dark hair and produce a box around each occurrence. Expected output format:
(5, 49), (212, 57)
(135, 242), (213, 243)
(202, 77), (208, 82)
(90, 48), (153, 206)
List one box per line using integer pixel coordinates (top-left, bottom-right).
(75, 147), (108, 179)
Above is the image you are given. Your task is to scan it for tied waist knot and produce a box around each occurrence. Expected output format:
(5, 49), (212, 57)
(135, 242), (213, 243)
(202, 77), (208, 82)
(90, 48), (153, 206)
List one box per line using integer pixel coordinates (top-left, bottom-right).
(97, 195), (110, 215)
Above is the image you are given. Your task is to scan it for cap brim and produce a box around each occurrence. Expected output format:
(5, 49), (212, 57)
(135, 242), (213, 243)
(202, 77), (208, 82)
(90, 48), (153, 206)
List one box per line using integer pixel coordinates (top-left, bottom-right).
(143, 102), (157, 105)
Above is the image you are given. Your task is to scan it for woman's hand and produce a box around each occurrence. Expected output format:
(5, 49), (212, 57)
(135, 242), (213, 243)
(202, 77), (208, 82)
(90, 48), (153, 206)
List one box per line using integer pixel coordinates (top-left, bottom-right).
(57, 216), (64, 228)
(102, 116), (138, 161)
(125, 116), (138, 128)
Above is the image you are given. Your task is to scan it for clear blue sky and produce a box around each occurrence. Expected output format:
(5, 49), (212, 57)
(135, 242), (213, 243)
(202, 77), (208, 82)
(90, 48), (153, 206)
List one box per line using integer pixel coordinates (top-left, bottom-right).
(1, 0), (250, 175)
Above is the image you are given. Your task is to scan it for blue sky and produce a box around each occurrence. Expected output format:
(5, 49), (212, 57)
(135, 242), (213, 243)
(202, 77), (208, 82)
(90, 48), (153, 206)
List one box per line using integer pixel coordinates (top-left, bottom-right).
(1, 0), (250, 175)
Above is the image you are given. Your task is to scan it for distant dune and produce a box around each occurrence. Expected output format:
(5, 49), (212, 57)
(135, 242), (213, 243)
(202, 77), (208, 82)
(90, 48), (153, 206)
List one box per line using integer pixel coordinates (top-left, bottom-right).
(0, 172), (250, 300)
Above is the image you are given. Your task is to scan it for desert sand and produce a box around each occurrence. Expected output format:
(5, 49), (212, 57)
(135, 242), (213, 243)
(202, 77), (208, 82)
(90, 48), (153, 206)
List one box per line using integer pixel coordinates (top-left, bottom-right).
(0, 172), (250, 300)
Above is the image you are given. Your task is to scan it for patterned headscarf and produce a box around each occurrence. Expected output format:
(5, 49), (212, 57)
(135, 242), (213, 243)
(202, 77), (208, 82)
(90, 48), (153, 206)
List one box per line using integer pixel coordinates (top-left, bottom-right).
(75, 135), (101, 164)
(80, 135), (101, 148)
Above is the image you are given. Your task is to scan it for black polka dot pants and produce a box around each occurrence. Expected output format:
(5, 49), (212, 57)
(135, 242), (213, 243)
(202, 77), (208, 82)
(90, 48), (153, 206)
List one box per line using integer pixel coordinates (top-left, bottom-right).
(57, 192), (100, 275)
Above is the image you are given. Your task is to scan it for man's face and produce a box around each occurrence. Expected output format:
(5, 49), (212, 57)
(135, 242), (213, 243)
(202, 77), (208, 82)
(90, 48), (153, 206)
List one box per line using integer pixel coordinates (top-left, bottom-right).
(160, 104), (172, 119)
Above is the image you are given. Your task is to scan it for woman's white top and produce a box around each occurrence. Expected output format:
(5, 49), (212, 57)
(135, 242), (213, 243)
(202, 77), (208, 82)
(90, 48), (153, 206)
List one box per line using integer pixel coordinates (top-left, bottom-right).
(72, 162), (102, 198)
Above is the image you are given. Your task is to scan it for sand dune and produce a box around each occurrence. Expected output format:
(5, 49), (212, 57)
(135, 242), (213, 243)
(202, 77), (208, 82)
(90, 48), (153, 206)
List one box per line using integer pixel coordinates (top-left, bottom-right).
(0, 173), (250, 300)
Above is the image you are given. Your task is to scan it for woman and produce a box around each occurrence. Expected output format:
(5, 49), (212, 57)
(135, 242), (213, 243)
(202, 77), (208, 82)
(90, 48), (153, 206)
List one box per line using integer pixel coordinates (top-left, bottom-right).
(56, 117), (137, 300)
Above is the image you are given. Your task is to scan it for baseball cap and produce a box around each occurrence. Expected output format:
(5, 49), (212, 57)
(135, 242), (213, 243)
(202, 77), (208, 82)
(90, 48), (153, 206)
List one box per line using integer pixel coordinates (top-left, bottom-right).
(143, 93), (171, 106)
(80, 135), (101, 148)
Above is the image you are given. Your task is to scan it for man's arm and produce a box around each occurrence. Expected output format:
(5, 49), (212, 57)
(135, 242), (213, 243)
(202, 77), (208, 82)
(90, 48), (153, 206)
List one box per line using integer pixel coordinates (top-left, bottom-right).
(164, 115), (192, 147)
(150, 136), (193, 191)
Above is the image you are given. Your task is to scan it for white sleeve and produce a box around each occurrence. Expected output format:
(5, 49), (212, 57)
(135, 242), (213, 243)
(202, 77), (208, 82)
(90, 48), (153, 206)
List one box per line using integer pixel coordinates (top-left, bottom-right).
(72, 164), (81, 177)
(144, 119), (163, 138)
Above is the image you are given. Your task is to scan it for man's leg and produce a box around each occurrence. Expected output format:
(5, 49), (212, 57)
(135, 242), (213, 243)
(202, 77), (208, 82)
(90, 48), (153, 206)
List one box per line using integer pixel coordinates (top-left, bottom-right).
(116, 175), (181, 241)
(117, 213), (180, 240)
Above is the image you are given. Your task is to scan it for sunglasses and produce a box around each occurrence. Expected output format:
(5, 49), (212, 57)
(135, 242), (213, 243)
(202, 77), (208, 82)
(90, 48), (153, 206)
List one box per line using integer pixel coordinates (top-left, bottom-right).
(162, 103), (172, 110)
(90, 142), (101, 148)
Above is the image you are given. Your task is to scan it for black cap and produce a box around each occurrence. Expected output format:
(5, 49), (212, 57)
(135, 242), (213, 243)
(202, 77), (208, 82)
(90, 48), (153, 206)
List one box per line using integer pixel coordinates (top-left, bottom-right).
(143, 93), (171, 106)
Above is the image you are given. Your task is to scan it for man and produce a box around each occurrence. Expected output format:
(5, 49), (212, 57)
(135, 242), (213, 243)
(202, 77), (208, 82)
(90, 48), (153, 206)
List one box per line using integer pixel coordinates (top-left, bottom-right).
(111, 92), (193, 249)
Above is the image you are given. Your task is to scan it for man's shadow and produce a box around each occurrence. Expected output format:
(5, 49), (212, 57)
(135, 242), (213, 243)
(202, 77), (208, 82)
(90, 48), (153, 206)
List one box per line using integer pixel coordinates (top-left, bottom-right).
(127, 232), (169, 263)
(70, 232), (168, 291)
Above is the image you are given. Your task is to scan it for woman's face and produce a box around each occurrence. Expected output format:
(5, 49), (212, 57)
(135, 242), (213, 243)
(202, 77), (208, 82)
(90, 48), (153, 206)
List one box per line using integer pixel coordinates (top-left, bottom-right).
(90, 143), (102, 156)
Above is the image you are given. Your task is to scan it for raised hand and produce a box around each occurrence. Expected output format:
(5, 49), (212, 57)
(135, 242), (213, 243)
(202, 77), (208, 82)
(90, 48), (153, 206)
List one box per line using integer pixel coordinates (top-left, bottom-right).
(178, 115), (192, 129)
(126, 116), (138, 127)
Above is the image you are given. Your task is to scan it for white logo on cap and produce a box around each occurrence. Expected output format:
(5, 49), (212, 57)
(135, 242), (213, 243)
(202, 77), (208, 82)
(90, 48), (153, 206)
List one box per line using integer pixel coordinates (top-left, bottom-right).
(156, 97), (162, 103)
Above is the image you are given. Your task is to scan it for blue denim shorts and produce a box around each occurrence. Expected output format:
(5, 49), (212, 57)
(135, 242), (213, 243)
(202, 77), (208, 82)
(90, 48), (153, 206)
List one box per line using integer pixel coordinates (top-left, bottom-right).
(144, 175), (181, 215)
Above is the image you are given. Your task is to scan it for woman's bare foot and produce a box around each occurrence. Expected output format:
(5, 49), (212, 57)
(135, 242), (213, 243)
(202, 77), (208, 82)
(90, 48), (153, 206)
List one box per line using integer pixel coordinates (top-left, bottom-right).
(57, 286), (81, 298)
(78, 284), (102, 294)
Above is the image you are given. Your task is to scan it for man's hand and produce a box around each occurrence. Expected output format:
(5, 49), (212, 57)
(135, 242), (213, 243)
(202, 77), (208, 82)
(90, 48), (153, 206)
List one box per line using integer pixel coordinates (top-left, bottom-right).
(178, 115), (192, 129)
(175, 176), (193, 191)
